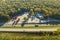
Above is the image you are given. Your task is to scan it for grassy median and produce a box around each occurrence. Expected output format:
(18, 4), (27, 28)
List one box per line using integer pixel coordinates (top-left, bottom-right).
(0, 25), (60, 29)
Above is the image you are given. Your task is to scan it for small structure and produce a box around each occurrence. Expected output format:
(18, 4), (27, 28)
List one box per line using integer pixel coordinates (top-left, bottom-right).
(27, 16), (40, 23)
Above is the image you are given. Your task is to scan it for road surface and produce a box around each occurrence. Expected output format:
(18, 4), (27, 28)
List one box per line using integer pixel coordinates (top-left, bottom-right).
(0, 28), (57, 32)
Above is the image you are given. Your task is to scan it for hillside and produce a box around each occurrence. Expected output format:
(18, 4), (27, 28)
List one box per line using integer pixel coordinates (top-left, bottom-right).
(0, 0), (60, 22)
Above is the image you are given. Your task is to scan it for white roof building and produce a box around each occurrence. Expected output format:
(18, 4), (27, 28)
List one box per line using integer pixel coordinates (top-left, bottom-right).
(27, 16), (40, 23)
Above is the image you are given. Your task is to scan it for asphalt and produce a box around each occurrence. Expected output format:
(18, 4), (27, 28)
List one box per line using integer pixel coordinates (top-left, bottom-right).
(0, 28), (57, 32)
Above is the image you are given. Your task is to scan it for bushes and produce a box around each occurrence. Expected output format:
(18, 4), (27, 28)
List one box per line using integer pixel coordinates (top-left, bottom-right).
(0, 13), (10, 22)
(51, 14), (60, 20)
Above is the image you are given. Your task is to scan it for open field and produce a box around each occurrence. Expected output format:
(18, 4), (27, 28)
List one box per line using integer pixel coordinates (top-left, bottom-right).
(0, 32), (60, 40)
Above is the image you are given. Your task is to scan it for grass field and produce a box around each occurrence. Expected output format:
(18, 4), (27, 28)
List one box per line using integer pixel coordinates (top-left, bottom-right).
(0, 32), (60, 40)
(0, 25), (60, 29)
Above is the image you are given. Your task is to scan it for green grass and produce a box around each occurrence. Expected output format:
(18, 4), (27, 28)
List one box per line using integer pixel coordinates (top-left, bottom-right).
(0, 26), (60, 40)
(0, 32), (60, 40)
(0, 25), (60, 29)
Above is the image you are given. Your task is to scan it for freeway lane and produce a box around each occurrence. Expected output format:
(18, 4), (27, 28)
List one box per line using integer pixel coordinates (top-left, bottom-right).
(0, 28), (57, 32)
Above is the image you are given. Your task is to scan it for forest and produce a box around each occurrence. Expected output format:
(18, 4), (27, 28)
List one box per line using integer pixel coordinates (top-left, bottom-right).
(0, 0), (60, 22)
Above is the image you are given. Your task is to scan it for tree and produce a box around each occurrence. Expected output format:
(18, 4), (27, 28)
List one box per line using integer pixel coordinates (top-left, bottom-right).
(34, 8), (41, 12)
(0, 13), (10, 22)
(30, 9), (35, 16)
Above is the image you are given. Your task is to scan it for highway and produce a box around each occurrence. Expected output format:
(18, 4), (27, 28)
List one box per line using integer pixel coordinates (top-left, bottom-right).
(0, 28), (57, 32)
